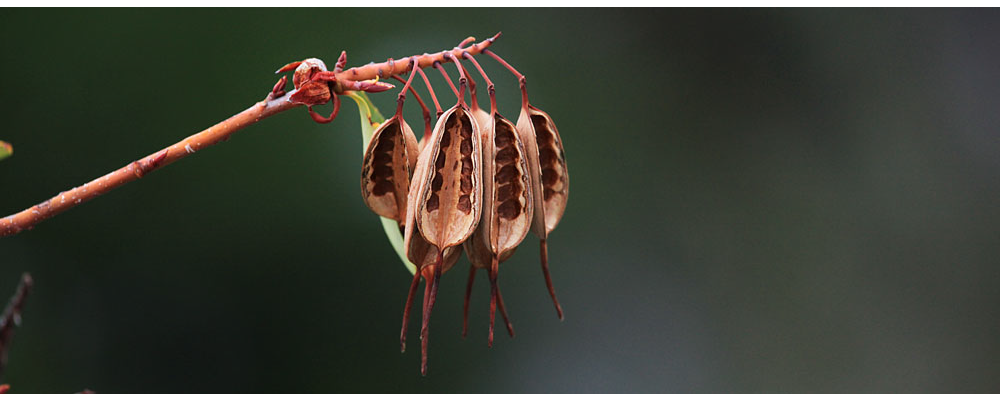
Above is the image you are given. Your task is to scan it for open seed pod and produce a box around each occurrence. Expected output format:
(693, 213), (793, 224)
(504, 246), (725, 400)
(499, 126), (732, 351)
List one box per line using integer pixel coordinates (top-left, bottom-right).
(412, 98), (483, 254)
(403, 145), (464, 278)
(399, 85), (482, 374)
(478, 47), (571, 320)
(463, 112), (533, 345)
(408, 59), (487, 257)
(360, 113), (419, 224)
(399, 151), (464, 375)
(466, 114), (533, 262)
(456, 52), (536, 343)
(522, 105), (568, 234)
(515, 99), (569, 320)
(361, 58), (423, 225)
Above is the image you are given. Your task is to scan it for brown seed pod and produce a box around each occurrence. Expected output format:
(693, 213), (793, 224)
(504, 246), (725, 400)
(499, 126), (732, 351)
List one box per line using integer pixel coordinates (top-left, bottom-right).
(398, 57), (482, 375)
(514, 101), (569, 321)
(360, 58), (421, 224)
(520, 105), (568, 235)
(399, 140), (465, 375)
(398, 146), (466, 375)
(460, 53), (533, 345)
(403, 138), (465, 279)
(485, 49), (569, 320)
(413, 61), (482, 252)
(359, 117), (418, 223)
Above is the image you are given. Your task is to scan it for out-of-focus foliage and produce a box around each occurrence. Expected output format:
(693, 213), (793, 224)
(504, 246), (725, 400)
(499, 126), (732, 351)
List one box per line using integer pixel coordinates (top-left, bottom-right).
(0, 141), (11, 161)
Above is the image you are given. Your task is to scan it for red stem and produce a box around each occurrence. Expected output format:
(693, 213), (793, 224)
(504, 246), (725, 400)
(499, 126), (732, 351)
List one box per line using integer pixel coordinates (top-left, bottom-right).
(462, 52), (496, 115)
(400, 264), (423, 353)
(433, 61), (460, 100)
(445, 53), (468, 108)
(496, 286), (515, 338)
(415, 68), (442, 117)
(338, 33), (500, 87)
(394, 58), (419, 117)
(391, 74), (431, 135)
(462, 266), (476, 339)
(483, 49), (530, 110)
(456, 60), (480, 112)
(539, 238), (564, 320)
(420, 254), (443, 376)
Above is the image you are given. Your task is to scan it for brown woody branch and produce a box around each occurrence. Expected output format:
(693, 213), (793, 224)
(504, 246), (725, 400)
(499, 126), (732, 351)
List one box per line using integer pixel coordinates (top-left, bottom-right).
(0, 34), (500, 237)
(0, 91), (300, 237)
(335, 33), (499, 87)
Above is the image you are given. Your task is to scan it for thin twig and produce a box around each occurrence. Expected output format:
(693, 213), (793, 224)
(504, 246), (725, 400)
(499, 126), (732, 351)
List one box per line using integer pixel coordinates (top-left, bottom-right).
(0, 92), (300, 237)
(0, 33), (502, 237)
(0, 273), (32, 379)
(336, 33), (499, 89)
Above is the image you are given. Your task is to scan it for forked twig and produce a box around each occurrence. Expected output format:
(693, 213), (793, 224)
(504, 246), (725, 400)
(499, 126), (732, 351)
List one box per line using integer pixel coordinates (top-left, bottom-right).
(0, 273), (32, 379)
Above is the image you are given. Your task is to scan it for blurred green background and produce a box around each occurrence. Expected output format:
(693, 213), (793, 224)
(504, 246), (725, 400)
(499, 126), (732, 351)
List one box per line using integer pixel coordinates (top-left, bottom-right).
(1, 8), (999, 393)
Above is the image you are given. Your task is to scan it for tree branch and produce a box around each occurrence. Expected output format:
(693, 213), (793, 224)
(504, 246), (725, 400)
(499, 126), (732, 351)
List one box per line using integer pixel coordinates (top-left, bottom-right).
(335, 33), (499, 86)
(0, 92), (301, 237)
(0, 33), (502, 237)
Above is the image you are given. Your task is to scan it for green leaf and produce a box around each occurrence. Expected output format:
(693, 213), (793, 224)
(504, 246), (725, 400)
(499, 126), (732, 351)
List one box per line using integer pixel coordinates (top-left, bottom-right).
(346, 92), (417, 276)
(0, 141), (11, 161)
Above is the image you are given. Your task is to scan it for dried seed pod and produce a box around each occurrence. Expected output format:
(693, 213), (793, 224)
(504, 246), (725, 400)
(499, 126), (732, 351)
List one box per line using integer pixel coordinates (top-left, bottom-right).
(460, 53), (532, 345)
(360, 119), (418, 223)
(465, 115), (533, 261)
(515, 101), (569, 320)
(414, 60), (483, 252)
(414, 105), (482, 248)
(403, 145), (464, 279)
(399, 126), (466, 376)
(484, 49), (570, 320)
(398, 57), (483, 375)
(360, 58), (421, 224)
(462, 114), (531, 345)
(520, 105), (568, 234)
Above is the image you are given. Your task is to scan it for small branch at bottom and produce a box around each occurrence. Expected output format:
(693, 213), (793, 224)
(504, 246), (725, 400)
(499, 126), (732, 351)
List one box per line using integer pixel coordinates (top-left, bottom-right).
(0, 273), (32, 379)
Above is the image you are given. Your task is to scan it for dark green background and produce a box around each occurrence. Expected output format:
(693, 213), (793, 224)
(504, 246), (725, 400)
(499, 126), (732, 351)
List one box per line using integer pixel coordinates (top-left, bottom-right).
(1, 8), (998, 393)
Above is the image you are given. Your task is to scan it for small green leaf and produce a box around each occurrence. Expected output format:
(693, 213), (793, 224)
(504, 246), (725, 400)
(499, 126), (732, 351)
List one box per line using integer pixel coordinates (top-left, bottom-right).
(0, 141), (11, 161)
(346, 92), (417, 275)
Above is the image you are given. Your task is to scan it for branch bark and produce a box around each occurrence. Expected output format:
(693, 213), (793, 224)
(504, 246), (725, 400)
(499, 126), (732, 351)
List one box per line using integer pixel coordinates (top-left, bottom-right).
(0, 33), (501, 237)
(0, 92), (300, 237)
(335, 33), (498, 85)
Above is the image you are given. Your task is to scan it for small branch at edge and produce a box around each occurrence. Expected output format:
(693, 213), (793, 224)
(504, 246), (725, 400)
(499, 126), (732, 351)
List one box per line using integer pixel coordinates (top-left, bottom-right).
(0, 273), (32, 379)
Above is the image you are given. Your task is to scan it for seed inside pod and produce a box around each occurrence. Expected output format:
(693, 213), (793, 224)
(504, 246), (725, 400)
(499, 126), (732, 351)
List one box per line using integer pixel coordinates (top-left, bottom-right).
(415, 106), (482, 248)
(360, 58), (422, 225)
(463, 113), (532, 345)
(361, 118), (419, 223)
(527, 106), (569, 232)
